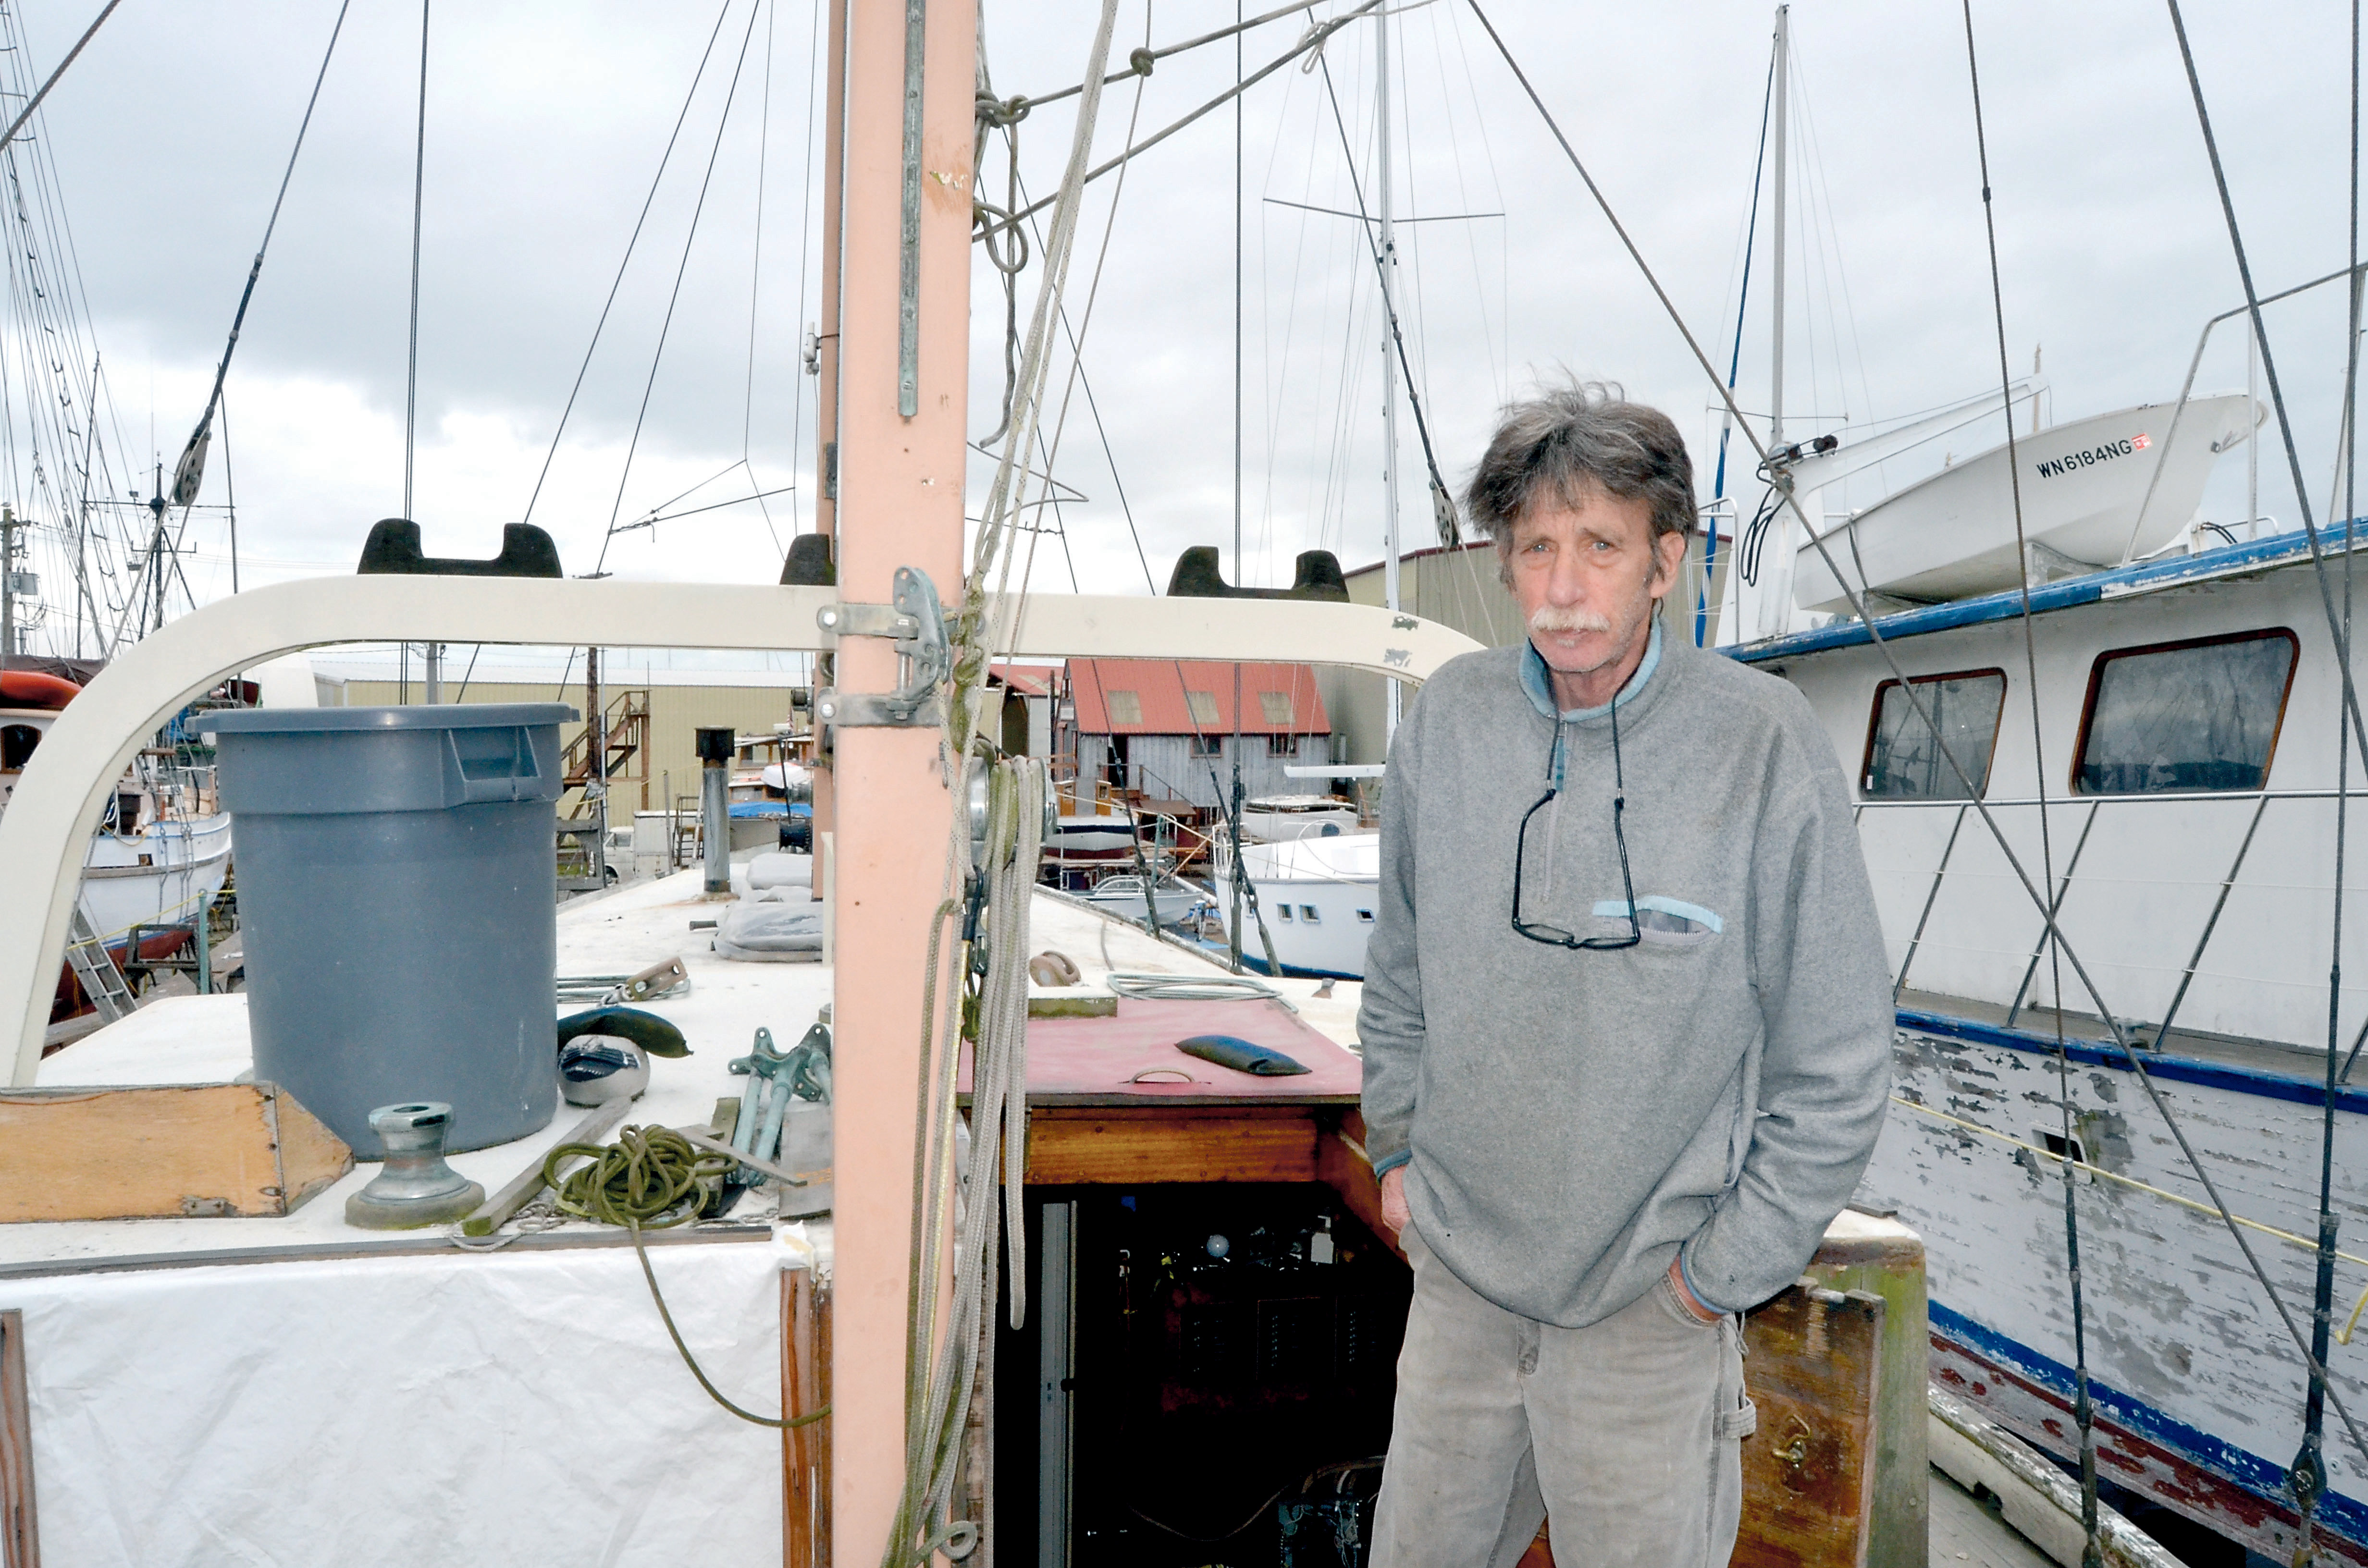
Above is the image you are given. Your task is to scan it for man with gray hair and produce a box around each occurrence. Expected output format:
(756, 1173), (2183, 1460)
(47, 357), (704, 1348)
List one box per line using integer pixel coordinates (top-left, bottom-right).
(1359, 381), (1891, 1565)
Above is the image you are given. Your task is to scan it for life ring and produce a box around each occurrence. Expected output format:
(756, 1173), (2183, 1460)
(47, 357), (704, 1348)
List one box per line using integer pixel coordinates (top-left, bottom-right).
(0, 670), (81, 710)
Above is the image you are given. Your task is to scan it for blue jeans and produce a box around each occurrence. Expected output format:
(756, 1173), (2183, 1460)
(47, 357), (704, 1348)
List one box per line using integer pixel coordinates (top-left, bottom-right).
(1370, 1225), (1754, 1568)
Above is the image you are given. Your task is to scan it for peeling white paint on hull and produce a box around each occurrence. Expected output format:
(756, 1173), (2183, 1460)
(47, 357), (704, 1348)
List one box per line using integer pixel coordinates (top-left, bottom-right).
(1864, 1014), (2368, 1560)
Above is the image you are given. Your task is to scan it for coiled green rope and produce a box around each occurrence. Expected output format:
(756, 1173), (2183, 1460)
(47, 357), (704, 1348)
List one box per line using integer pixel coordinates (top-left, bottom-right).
(546, 1125), (829, 1431)
(545, 1124), (727, 1227)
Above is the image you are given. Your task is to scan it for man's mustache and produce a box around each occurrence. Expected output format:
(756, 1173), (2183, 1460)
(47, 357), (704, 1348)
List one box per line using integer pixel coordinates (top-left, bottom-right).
(1529, 605), (1615, 636)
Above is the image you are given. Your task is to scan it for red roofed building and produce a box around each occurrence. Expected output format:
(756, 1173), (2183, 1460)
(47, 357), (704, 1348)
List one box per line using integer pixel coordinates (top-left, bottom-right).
(1063, 658), (1332, 809)
(987, 663), (1061, 758)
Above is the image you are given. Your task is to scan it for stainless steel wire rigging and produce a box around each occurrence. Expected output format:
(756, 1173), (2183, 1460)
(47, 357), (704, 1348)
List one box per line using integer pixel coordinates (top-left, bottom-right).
(401, 1), (430, 522)
(1956, 6), (2101, 1559)
(520, 0), (738, 529)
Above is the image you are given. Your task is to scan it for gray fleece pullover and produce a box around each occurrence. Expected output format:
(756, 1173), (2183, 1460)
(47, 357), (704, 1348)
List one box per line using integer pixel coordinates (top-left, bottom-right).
(1357, 627), (1892, 1328)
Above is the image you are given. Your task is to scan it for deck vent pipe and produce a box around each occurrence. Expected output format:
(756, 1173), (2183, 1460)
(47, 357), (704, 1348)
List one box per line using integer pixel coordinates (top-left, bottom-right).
(696, 726), (734, 895)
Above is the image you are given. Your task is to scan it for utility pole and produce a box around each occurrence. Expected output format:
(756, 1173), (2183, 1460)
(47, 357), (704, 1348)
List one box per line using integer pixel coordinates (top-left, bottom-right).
(0, 507), (18, 661)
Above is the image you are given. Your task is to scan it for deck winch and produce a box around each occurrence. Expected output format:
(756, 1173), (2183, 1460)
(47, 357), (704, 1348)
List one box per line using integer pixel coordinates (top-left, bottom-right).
(343, 1102), (483, 1229)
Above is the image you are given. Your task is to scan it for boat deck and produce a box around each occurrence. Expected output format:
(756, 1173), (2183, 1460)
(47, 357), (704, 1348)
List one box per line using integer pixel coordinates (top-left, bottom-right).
(0, 863), (2113, 1566)
(1895, 983), (2359, 1096)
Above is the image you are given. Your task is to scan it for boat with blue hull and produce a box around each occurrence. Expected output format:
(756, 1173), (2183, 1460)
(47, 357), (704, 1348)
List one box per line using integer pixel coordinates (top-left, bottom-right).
(1733, 523), (2368, 1561)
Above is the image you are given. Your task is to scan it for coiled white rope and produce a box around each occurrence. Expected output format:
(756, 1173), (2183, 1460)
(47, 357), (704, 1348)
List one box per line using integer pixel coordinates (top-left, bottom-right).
(881, 9), (1122, 1560)
(883, 756), (1047, 1566)
(1106, 970), (1298, 1013)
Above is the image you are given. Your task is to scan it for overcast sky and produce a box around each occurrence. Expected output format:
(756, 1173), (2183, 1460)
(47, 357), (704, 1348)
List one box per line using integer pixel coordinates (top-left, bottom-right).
(4, 0), (2360, 659)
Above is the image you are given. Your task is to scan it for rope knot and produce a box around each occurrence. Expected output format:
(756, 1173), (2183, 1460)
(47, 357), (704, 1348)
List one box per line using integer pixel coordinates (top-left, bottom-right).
(974, 92), (1030, 128)
(972, 201), (1030, 276)
(1128, 46), (1155, 77)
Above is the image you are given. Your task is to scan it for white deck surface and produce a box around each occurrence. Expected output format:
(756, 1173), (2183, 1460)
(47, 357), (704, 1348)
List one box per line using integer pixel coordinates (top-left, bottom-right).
(6, 861), (2083, 1567)
(12, 868), (829, 1265)
(7, 864), (853, 1564)
(9, 860), (1345, 1271)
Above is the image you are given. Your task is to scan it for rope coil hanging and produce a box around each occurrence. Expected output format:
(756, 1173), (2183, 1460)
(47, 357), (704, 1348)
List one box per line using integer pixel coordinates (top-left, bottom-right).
(880, 755), (1050, 1565)
(543, 1125), (829, 1432)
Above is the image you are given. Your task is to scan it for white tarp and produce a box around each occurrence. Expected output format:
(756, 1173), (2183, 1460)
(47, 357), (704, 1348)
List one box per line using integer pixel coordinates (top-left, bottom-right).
(10, 1237), (794, 1565)
(714, 902), (824, 962)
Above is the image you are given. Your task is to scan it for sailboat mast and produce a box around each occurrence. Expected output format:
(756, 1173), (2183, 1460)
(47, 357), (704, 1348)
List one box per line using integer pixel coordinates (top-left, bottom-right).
(825, 0), (975, 1556)
(1377, 2), (1402, 740)
(1769, 4), (1788, 448)
(148, 462), (168, 637)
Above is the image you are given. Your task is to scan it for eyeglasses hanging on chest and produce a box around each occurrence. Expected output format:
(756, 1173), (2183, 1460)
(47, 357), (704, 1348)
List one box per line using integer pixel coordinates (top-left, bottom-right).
(1511, 700), (1641, 952)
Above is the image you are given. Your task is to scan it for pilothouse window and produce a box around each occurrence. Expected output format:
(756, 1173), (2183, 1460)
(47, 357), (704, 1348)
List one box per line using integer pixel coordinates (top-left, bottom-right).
(1862, 670), (2007, 799)
(2073, 629), (2298, 795)
(0, 723), (37, 771)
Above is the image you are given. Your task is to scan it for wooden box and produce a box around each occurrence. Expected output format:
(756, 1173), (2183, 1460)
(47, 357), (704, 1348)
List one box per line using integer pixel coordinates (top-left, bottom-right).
(0, 1082), (352, 1222)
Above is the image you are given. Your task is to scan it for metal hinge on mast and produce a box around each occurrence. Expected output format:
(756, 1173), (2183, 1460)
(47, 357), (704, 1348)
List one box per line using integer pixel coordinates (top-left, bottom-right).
(813, 564), (950, 729)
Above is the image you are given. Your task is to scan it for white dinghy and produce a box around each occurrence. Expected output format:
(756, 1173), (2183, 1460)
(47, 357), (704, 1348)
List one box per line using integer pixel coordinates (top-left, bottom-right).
(1789, 392), (2260, 614)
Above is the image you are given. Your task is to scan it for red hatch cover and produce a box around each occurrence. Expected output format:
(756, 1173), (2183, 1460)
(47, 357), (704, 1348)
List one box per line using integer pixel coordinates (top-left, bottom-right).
(960, 997), (1362, 1106)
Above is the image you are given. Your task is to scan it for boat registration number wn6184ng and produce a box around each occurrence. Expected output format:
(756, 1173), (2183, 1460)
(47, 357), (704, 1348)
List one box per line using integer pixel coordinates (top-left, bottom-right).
(2034, 430), (2150, 479)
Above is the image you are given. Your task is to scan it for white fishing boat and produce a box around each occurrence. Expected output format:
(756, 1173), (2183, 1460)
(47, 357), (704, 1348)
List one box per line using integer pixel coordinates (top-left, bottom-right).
(1238, 793), (1362, 842)
(1078, 870), (1206, 929)
(1731, 518), (2368, 1561)
(1785, 393), (2261, 616)
(76, 792), (234, 945)
(4, 678), (235, 1014)
(1686, 4), (2368, 1555)
(1047, 810), (1144, 860)
(1215, 830), (1381, 980)
(0, 0), (298, 1028)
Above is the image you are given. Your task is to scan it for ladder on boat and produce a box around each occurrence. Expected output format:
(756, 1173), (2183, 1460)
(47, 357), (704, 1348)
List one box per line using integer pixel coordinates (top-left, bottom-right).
(64, 907), (136, 1023)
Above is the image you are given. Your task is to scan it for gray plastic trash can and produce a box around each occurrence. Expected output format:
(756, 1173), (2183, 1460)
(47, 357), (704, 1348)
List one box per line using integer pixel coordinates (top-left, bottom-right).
(207, 703), (578, 1156)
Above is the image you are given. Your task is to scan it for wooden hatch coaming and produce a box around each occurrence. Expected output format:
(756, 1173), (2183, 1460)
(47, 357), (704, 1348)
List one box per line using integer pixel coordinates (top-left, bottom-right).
(962, 987), (1918, 1568)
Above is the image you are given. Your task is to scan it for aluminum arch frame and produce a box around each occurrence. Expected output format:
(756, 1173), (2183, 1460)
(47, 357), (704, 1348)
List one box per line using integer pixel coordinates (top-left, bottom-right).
(4, 575), (1478, 1080)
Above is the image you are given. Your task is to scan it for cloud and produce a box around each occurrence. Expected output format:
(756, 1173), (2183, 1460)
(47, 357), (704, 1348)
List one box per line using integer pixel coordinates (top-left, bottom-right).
(6, 0), (2360, 656)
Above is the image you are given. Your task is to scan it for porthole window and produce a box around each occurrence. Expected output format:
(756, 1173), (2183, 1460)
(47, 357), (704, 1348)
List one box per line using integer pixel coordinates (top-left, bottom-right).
(2073, 629), (2298, 795)
(1300, 905), (1321, 924)
(1861, 670), (2007, 799)
(1276, 904), (1293, 922)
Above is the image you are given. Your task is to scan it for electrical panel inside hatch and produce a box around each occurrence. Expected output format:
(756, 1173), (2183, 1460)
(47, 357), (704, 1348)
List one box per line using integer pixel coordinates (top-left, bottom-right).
(999, 1184), (1413, 1568)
